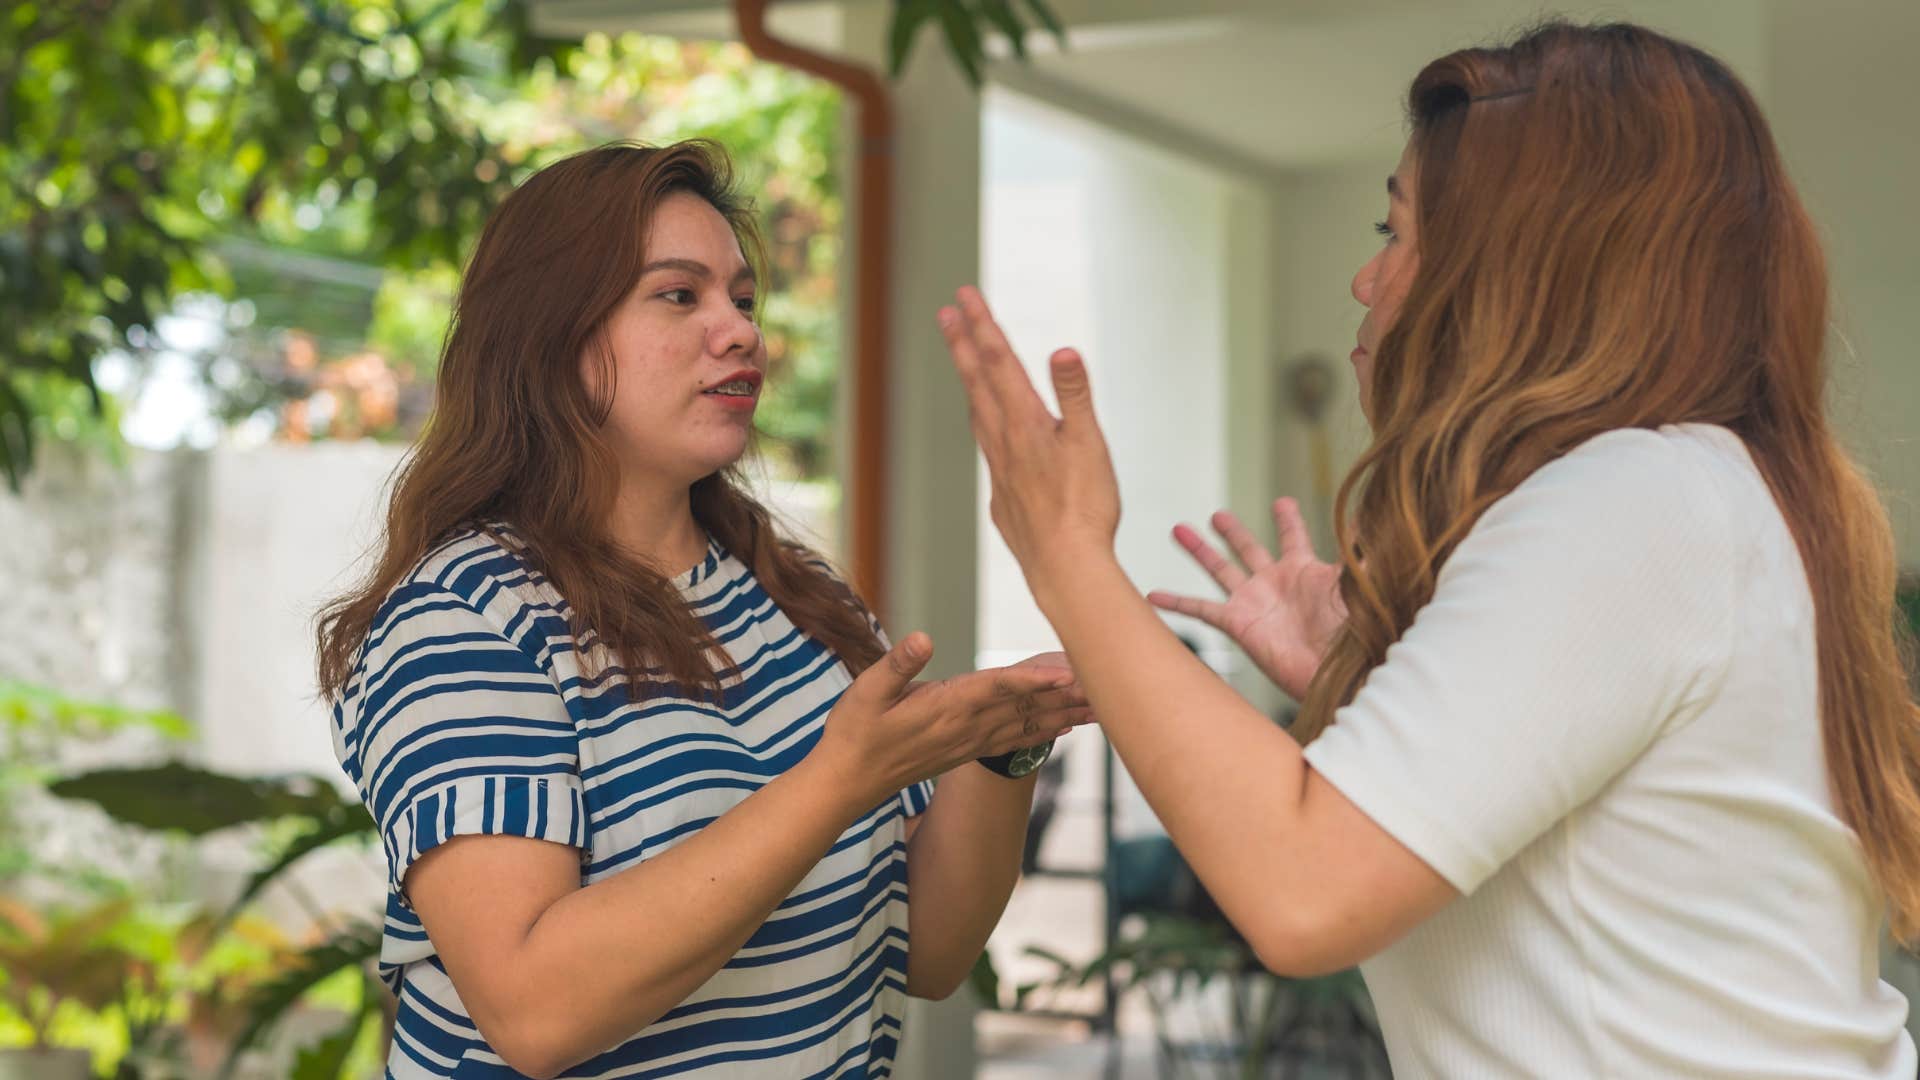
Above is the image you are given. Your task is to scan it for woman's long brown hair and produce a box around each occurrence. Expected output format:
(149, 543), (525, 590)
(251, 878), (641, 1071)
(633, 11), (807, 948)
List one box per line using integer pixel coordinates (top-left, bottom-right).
(1295, 22), (1920, 939)
(317, 141), (883, 704)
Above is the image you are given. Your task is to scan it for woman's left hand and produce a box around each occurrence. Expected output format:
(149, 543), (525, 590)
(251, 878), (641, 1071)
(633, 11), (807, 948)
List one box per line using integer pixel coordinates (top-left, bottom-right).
(938, 287), (1121, 586)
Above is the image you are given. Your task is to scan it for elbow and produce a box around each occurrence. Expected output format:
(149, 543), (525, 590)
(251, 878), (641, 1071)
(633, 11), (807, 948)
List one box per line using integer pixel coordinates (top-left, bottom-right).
(481, 981), (678, 1078)
(490, 1021), (571, 1080)
(1243, 907), (1361, 980)
(904, 954), (973, 1002)
(481, 1002), (597, 1080)
(904, 969), (968, 1002)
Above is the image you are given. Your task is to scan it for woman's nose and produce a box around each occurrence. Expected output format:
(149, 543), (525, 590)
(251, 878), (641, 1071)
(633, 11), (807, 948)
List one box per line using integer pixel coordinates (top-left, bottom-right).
(710, 304), (760, 356)
(1352, 254), (1378, 308)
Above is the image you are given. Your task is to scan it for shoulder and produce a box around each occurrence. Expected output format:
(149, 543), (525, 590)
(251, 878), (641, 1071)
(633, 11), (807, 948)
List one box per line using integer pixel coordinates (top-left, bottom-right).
(1437, 425), (1752, 647)
(366, 526), (547, 665)
(1467, 424), (1749, 566)
(1519, 424), (1745, 515)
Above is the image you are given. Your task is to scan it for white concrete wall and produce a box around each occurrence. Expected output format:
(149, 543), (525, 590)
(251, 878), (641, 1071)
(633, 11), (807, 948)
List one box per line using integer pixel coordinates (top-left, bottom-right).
(832, 4), (989, 1073)
(185, 442), (405, 781)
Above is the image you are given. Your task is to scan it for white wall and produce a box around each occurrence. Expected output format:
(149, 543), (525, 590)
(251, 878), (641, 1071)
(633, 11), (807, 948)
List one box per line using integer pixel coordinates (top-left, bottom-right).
(978, 87), (1243, 682)
(1764, 0), (1920, 565)
(186, 442), (404, 782)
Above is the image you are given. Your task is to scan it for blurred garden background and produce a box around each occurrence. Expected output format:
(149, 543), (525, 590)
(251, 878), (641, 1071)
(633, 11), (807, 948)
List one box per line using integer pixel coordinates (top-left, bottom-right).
(2, 3), (864, 1076)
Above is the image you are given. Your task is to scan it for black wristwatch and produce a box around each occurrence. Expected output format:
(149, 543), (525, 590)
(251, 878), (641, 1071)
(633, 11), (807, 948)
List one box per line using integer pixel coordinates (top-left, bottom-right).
(976, 741), (1055, 779)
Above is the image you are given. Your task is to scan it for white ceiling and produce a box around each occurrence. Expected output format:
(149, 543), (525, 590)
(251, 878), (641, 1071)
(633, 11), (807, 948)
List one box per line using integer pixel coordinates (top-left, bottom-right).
(993, 0), (1778, 171)
(529, 0), (1891, 173)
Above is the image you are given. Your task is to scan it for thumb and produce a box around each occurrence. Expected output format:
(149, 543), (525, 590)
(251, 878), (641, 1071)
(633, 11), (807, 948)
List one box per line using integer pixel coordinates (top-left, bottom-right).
(1049, 349), (1100, 432)
(850, 631), (934, 705)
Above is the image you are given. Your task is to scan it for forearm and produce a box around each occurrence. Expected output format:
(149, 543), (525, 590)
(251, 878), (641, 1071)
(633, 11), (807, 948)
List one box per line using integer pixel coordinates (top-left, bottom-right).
(903, 764), (1038, 998)
(503, 754), (877, 1075)
(1031, 557), (1318, 955)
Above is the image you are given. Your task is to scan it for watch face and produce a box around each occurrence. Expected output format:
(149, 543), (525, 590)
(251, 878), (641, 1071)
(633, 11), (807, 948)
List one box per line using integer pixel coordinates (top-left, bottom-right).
(1005, 742), (1053, 778)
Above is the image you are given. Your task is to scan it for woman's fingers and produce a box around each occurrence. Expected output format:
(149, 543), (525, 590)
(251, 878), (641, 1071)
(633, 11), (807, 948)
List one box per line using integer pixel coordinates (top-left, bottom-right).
(1171, 523), (1247, 592)
(1210, 510), (1273, 574)
(1273, 497), (1316, 563)
(1146, 589), (1231, 630)
(972, 688), (1089, 731)
(1048, 348), (1103, 441)
(954, 287), (1053, 428)
(938, 305), (1005, 448)
(846, 632), (934, 709)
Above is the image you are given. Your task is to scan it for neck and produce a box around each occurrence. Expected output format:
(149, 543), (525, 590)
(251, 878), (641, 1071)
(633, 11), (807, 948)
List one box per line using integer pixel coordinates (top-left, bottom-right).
(605, 471), (709, 577)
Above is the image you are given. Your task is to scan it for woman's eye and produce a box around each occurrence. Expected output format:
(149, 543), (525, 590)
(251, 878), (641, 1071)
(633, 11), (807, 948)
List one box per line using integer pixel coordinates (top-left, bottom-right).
(660, 288), (695, 304)
(734, 297), (757, 316)
(1373, 220), (1396, 242)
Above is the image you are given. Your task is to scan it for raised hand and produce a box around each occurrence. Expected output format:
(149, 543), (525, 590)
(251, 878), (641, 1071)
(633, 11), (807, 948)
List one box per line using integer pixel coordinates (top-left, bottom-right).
(937, 287), (1122, 587)
(1147, 498), (1346, 701)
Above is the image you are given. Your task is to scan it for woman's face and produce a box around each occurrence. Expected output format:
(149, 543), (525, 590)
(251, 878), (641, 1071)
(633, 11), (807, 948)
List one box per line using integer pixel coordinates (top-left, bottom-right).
(586, 191), (766, 487)
(1350, 140), (1420, 422)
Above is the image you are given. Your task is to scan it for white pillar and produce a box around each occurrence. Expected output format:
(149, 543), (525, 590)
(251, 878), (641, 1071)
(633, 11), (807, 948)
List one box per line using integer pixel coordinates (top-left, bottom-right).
(834, 6), (984, 1077)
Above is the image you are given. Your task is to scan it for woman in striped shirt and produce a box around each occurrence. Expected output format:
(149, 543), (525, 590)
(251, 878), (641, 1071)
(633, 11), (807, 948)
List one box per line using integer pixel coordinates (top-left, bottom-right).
(316, 141), (1085, 1079)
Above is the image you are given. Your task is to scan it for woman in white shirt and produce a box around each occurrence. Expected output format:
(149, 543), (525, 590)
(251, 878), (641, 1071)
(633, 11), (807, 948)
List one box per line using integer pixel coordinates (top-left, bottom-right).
(937, 19), (1920, 1078)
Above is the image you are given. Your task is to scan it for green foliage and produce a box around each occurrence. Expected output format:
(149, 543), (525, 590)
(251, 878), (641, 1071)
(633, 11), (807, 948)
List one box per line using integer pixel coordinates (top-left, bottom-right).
(45, 762), (382, 1078)
(0, 0), (561, 486)
(48, 763), (368, 838)
(0, 683), (193, 889)
(0, 682), (192, 746)
(216, 922), (383, 1080)
(888, 0), (1067, 80)
(2, 0), (1066, 487)
(0, 897), (139, 1050)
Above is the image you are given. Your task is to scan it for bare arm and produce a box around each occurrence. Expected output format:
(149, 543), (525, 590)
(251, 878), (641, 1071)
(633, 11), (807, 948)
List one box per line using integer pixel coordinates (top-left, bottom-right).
(404, 633), (1078, 1078)
(939, 288), (1455, 977)
(901, 764), (1040, 998)
(407, 752), (874, 1079)
(1029, 556), (1454, 976)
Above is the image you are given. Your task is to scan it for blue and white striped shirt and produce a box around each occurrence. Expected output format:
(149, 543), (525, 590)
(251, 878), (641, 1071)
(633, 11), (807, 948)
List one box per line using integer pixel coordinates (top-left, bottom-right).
(330, 525), (932, 1079)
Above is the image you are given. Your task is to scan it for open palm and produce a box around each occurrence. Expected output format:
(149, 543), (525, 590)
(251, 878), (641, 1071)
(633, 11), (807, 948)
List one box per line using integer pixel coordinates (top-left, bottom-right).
(1147, 497), (1346, 701)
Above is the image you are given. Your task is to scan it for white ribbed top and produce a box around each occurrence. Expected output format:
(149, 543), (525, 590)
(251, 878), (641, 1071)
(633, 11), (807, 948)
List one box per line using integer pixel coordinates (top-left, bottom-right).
(1305, 424), (1915, 1078)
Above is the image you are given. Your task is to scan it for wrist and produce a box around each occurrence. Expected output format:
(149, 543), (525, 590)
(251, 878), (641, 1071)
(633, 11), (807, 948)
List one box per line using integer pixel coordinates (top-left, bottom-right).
(798, 737), (895, 818)
(1028, 547), (1129, 623)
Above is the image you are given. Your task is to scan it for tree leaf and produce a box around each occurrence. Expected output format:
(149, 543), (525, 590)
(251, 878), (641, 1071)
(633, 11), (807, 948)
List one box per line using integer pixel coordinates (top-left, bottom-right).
(218, 803), (377, 930)
(218, 921), (384, 1080)
(49, 763), (358, 835)
(1020, 0), (1067, 47)
(977, 0), (1028, 60)
(288, 975), (377, 1080)
(967, 948), (1001, 1008)
(934, 0), (985, 86)
(887, 0), (940, 78)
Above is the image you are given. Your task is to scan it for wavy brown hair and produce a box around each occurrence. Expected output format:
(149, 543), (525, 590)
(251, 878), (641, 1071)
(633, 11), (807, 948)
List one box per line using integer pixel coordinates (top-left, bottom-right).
(1295, 22), (1920, 938)
(317, 141), (883, 703)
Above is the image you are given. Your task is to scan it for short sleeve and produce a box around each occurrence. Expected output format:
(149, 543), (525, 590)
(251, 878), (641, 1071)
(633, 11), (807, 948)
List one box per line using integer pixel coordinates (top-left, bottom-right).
(345, 583), (587, 905)
(1301, 430), (1739, 895)
(901, 778), (936, 818)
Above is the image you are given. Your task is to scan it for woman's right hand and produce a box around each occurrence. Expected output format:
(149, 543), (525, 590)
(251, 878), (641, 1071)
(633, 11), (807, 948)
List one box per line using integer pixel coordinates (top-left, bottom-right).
(1148, 497), (1346, 701)
(812, 633), (1089, 804)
